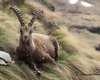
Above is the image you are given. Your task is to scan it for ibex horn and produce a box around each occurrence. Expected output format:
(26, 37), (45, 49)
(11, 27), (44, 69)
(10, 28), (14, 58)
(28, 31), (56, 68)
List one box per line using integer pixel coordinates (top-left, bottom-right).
(28, 10), (43, 27)
(9, 5), (25, 26)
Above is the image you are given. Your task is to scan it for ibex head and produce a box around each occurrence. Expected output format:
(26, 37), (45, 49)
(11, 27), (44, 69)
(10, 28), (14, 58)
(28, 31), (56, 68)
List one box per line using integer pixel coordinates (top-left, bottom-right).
(9, 6), (43, 42)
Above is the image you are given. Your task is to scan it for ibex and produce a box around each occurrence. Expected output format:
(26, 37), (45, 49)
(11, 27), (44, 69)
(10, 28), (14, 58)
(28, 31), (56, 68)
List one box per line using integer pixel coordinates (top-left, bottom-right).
(9, 6), (59, 75)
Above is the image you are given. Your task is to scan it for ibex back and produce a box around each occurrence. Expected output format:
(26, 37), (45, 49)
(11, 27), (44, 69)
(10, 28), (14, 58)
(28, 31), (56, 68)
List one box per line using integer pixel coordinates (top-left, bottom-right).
(10, 5), (59, 75)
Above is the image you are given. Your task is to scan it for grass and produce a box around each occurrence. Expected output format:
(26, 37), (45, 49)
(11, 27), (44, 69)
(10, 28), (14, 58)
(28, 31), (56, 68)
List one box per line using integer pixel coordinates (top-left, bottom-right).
(0, 6), (76, 80)
(0, 0), (100, 80)
(0, 29), (78, 80)
(0, 26), (16, 53)
(51, 29), (77, 54)
(59, 50), (69, 61)
(0, 28), (9, 44)
(0, 52), (74, 80)
(52, 32), (65, 41)
(0, 63), (38, 80)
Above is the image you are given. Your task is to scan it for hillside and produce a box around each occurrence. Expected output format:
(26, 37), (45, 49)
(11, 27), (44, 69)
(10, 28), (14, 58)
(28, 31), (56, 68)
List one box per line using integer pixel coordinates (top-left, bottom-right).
(0, 0), (100, 80)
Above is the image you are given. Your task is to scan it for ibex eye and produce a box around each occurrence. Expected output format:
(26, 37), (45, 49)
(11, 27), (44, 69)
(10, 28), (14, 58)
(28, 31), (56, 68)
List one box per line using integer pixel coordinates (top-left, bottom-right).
(29, 30), (33, 34)
(20, 29), (23, 34)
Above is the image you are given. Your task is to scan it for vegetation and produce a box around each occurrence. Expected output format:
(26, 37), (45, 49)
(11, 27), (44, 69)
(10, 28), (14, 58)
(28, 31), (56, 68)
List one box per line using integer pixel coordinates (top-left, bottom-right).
(0, 28), (8, 44)
(0, 0), (100, 80)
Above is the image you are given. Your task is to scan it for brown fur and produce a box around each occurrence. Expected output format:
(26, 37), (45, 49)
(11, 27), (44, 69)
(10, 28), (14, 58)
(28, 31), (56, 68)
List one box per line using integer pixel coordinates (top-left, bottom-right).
(16, 33), (59, 74)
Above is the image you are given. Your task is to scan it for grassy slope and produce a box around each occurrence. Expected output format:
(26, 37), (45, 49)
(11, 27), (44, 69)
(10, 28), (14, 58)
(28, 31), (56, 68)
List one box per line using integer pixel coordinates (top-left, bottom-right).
(0, 0), (100, 80)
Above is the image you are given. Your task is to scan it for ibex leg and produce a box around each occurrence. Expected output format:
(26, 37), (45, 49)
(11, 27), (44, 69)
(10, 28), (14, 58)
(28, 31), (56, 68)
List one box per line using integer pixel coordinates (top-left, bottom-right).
(44, 53), (57, 65)
(24, 58), (41, 75)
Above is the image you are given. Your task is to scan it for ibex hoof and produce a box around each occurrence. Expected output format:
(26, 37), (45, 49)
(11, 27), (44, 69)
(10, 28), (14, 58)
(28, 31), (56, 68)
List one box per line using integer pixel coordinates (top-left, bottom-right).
(35, 70), (41, 76)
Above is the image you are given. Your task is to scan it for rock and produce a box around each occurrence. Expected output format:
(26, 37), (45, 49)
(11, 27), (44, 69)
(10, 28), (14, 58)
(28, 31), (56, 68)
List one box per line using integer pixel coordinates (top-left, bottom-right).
(47, 21), (60, 29)
(95, 45), (100, 51)
(0, 51), (13, 65)
(0, 59), (6, 65)
(37, 0), (55, 12)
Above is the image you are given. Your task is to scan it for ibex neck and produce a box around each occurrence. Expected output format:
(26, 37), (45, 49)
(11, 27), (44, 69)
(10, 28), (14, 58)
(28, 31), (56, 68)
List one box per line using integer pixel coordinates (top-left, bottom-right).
(19, 35), (36, 51)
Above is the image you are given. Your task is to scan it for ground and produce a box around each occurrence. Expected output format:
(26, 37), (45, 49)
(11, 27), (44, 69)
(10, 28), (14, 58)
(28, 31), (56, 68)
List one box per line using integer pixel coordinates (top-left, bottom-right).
(0, 0), (100, 80)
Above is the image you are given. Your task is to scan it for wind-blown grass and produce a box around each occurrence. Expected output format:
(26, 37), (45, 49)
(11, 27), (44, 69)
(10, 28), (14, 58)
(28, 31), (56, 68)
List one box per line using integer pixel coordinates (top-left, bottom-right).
(0, 0), (100, 80)
(0, 63), (38, 80)
(0, 28), (9, 44)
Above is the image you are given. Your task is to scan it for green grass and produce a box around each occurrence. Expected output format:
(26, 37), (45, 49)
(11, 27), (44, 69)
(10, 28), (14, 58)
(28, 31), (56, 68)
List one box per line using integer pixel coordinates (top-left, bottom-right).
(52, 31), (76, 54)
(0, 47), (75, 80)
(0, 63), (38, 80)
(52, 32), (65, 41)
(39, 64), (65, 80)
(0, 28), (9, 44)
(0, 28), (13, 50)
(52, 31), (66, 47)
(0, 0), (97, 80)
(0, 18), (80, 80)
(59, 50), (70, 61)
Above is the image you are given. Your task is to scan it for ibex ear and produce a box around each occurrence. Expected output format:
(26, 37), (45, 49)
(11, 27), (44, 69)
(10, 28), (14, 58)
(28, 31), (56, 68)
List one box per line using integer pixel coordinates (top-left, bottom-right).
(19, 25), (23, 34)
(33, 26), (36, 30)
(30, 26), (36, 33)
(41, 10), (44, 14)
